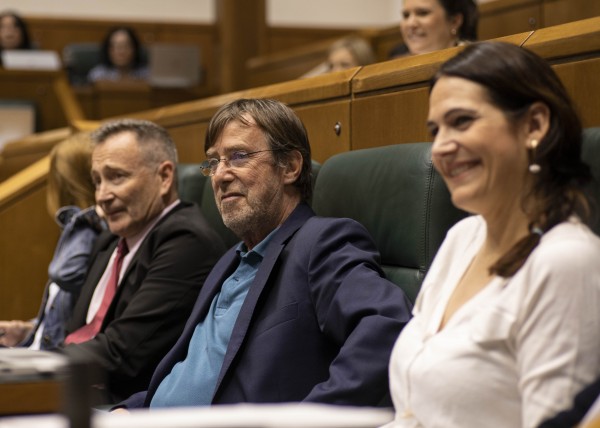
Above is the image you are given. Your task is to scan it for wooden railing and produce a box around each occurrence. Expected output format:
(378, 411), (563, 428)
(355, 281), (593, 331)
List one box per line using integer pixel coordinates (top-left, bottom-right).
(1, 16), (600, 320)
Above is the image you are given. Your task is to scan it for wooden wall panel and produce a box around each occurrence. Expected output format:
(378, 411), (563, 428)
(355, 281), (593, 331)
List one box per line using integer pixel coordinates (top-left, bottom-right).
(265, 27), (352, 54)
(352, 87), (431, 152)
(478, 0), (541, 40)
(0, 70), (68, 132)
(544, 0), (600, 27)
(553, 58), (600, 128)
(295, 101), (351, 164)
(0, 174), (58, 320)
(0, 128), (71, 182)
(169, 122), (208, 164)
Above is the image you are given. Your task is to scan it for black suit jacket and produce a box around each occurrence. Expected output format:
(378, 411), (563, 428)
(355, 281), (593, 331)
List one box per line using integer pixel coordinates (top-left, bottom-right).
(61, 202), (226, 402)
(123, 203), (412, 408)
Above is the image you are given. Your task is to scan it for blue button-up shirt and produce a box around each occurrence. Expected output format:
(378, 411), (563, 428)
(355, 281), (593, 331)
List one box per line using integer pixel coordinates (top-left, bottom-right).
(150, 228), (278, 408)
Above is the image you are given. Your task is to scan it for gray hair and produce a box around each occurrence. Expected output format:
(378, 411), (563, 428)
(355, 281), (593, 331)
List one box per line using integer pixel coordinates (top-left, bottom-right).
(91, 119), (178, 167)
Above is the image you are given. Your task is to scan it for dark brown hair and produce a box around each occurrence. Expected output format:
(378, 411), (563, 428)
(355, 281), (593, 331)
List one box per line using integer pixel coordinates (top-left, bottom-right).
(100, 26), (145, 69)
(438, 0), (478, 41)
(0, 11), (32, 50)
(431, 41), (591, 277)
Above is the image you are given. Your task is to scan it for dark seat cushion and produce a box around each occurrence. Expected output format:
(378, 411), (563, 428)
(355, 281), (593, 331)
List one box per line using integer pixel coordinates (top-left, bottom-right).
(311, 142), (468, 301)
(582, 127), (600, 235)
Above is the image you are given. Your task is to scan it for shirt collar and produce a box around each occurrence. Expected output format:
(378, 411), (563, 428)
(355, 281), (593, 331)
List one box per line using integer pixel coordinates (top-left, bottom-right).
(124, 199), (181, 252)
(236, 226), (280, 259)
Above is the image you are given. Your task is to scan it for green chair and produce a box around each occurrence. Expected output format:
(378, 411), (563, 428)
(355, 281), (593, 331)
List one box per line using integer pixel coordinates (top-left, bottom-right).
(311, 143), (468, 302)
(582, 127), (600, 236)
(62, 43), (102, 85)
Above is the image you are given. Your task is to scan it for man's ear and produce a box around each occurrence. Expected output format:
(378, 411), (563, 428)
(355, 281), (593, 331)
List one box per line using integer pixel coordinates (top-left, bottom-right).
(157, 161), (175, 195)
(523, 102), (551, 145)
(282, 150), (303, 185)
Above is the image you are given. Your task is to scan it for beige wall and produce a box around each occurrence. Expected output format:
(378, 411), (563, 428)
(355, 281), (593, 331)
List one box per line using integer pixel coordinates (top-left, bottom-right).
(2, 0), (499, 27)
(0, 0), (216, 23)
(267, 0), (403, 28)
(5, 0), (404, 27)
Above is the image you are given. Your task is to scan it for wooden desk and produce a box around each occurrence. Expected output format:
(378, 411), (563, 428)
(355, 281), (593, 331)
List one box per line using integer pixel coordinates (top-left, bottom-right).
(0, 69), (70, 132)
(75, 81), (208, 120)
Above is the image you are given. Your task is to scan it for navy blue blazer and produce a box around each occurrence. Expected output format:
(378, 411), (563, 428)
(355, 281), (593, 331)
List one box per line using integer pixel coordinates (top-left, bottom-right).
(122, 203), (412, 408)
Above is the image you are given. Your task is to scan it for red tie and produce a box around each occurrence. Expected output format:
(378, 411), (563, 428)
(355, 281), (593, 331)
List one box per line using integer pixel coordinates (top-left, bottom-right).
(65, 239), (129, 345)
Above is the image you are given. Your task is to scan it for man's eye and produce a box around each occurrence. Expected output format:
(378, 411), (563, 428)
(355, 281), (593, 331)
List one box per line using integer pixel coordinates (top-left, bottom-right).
(229, 152), (249, 161)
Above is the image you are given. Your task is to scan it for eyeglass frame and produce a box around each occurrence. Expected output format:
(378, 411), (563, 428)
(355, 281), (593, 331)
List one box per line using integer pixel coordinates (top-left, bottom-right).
(200, 149), (286, 177)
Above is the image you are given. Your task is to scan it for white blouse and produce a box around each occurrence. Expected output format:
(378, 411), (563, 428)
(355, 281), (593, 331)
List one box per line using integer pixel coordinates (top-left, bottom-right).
(386, 216), (600, 428)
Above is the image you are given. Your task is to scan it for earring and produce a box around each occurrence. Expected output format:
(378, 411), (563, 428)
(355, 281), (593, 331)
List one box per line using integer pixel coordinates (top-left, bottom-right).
(451, 28), (457, 36)
(528, 139), (541, 173)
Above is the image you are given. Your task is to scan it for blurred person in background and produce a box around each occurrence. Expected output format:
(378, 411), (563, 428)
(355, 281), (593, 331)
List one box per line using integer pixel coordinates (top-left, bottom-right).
(326, 36), (376, 72)
(0, 10), (32, 63)
(302, 35), (376, 78)
(390, 0), (478, 58)
(88, 26), (149, 83)
(0, 133), (105, 350)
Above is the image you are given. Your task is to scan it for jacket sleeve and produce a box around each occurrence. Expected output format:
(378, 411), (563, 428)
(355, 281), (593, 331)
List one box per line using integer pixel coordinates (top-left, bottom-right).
(302, 217), (413, 405)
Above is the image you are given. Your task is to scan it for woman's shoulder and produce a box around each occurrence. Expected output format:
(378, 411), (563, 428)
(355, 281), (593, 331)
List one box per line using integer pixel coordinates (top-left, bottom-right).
(521, 218), (600, 288)
(536, 219), (600, 261)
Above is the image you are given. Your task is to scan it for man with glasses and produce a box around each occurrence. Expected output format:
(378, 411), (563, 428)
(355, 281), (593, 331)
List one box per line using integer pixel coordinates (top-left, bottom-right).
(117, 98), (412, 410)
(60, 119), (226, 403)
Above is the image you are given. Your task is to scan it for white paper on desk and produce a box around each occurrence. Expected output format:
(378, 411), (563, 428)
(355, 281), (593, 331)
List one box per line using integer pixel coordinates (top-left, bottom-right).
(0, 414), (66, 428)
(0, 403), (393, 428)
(1, 50), (61, 71)
(0, 348), (68, 382)
(97, 403), (394, 428)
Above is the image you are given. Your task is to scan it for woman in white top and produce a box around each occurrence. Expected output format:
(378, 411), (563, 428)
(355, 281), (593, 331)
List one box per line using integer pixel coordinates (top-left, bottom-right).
(385, 41), (600, 428)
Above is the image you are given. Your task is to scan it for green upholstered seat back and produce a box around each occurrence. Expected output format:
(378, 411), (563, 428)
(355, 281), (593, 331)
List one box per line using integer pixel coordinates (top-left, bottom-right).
(582, 127), (600, 235)
(311, 143), (468, 302)
(177, 163), (239, 248)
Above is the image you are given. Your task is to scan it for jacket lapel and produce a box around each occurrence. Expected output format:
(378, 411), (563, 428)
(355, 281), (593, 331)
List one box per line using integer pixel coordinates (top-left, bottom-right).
(67, 232), (117, 330)
(213, 203), (315, 395)
(178, 250), (241, 342)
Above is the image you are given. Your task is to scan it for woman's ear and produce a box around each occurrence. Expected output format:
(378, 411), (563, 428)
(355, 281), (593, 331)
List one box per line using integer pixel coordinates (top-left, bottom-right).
(524, 102), (551, 144)
(282, 150), (303, 185)
(450, 13), (464, 36)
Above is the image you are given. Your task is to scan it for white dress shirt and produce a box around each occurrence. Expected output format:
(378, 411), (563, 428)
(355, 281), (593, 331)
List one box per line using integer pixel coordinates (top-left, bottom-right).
(386, 215), (600, 428)
(86, 200), (180, 323)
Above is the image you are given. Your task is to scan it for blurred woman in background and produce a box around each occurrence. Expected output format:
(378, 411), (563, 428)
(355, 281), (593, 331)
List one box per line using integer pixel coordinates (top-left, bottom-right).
(0, 133), (106, 349)
(326, 36), (376, 72)
(0, 10), (32, 53)
(88, 26), (149, 83)
(390, 0), (478, 57)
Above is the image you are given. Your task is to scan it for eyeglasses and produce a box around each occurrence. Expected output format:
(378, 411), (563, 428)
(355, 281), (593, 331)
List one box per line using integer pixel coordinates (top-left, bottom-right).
(200, 149), (281, 177)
